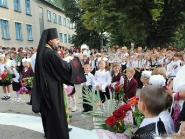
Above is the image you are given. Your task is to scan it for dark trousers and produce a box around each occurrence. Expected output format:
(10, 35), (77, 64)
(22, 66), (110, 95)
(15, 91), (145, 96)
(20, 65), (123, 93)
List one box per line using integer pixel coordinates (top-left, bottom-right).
(96, 87), (110, 103)
(82, 85), (93, 110)
(134, 69), (143, 88)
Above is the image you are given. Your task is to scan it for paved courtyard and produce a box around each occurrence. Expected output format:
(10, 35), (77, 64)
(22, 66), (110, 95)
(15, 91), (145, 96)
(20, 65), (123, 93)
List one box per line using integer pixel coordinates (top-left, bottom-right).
(0, 85), (98, 139)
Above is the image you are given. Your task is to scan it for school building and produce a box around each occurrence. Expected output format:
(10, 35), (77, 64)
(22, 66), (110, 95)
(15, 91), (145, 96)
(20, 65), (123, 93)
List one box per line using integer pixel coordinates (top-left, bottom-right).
(0, 0), (75, 48)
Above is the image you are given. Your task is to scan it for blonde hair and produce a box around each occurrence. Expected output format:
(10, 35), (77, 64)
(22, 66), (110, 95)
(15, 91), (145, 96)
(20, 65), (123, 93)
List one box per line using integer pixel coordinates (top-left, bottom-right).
(98, 60), (110, 71)
(112, 62), (120, 68)
(126, 67), (135, 75)
(83, 64), (91, 68)
(152, 67), (166, 78)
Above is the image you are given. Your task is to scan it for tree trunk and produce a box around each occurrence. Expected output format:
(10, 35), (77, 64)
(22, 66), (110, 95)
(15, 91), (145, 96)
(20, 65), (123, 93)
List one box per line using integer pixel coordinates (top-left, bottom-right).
(146, 33), (157, 49)
(100, 32), (103, 48)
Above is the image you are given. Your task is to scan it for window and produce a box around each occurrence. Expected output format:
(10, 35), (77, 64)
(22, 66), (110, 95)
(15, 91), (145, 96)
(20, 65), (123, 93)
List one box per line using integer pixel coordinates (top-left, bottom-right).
(14, 0), (21, 12)
(68, 20), (70, 28)
(63, 18), (66, 26)
(68, 34), (70, 43)
(58, 15), (62, 25)
(15, 22), (23, 40)
(0, 0), (8, 8)
(47, 10), (51, 21)
(64, 34), (67, 43)
(67, 19), (69, 27)
(25, 0), (31, 15)
(59, 33), (63, 42)
(53, 13), (57, 23)
(1, 20), (10, 39)
(26, 24), (33, 41)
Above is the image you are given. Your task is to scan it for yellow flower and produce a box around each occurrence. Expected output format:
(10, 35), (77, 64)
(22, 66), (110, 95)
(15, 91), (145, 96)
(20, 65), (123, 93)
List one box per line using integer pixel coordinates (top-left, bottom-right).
(95, 102), (101, 107)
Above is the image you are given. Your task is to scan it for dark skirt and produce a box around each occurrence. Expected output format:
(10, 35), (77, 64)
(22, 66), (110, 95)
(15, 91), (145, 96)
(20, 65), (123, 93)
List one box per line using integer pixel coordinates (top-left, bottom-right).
(0, 80), (12, 86)
(12, 82), (22, 91)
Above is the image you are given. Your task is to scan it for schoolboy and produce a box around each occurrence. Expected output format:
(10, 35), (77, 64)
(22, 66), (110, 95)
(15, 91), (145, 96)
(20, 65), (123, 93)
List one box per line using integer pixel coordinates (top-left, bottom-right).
(81, 64), (95, 112)
(132, 86), (167, 139)
(124, 67), (138, 99)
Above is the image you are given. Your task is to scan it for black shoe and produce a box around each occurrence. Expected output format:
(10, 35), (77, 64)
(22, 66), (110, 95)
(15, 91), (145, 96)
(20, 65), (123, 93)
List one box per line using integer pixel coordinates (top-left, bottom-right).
(68, 128), (72, 132)
(1, 96), (6, 100)
(5, 96), (10, 100)
(82, 109), (88, 112)
(26, 102), (32, 105)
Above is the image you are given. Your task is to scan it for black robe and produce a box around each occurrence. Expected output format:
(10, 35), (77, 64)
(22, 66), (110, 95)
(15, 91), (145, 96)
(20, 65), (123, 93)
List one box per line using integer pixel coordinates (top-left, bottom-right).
(32, 47), (86, 139)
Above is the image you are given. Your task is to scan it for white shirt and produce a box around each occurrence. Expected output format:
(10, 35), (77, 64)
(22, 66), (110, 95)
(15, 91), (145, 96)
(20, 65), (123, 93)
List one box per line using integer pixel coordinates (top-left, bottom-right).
(89, 60), (95, 70)
(158, 110), (174, 134)
(121, 53), (129, 58)
(172, 60), (181, 77)
(12, 69), (20, 83)
(83, 50), (91, 57)
(166, 60), (173, 78)
(31, 52), (36, 73)
(5, 60), (13, 74)
(0, 63), (5, 73)
(140, 116), (160, 135)
(81, 72), (96, 90)
(94, 69), (111, 92)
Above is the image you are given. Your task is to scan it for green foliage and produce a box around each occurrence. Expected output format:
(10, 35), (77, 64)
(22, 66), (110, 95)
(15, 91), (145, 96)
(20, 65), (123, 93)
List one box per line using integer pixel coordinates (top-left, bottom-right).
(132, 106), (144, 127)
(78, 0), (185, 48)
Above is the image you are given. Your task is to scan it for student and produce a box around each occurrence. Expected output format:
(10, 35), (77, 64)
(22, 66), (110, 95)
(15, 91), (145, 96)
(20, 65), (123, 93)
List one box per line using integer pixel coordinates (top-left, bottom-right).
(89, 55), (95, 75)
(131, 86), (167, 139)
(11, 65), (21, 103)
(149, 55), (157, 71)
(124, 67), (138, 100)
(0, 54), (12, 100)
(81, 64), (95, 112)
(140, 71), (152, 88)
(21, 58), (34, 105)
(121, 57), (127, 73)
(111, 62), (124, 85)
(94, 60), (111, 103)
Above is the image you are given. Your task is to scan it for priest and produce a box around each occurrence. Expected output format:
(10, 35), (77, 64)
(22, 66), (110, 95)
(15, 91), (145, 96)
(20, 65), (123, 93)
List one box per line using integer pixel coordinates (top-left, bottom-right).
(32, 28), (86, 139)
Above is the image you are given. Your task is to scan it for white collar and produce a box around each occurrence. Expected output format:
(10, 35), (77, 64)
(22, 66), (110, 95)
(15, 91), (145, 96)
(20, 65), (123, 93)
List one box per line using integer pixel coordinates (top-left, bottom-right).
(128, 78), (132, 81)
(140, 116), (159, 128)
(99, 69), (106, 72)
(114, 72), (119, 76)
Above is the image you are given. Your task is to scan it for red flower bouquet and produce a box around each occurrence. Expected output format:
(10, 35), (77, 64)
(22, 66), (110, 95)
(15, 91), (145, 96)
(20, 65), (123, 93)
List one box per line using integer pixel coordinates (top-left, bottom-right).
(0, 71), (12, 82)
(82, 86), (134, 138)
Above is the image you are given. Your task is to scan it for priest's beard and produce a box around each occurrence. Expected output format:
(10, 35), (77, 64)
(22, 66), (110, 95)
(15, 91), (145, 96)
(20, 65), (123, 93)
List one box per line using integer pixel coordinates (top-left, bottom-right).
(51, 43), (58, 52)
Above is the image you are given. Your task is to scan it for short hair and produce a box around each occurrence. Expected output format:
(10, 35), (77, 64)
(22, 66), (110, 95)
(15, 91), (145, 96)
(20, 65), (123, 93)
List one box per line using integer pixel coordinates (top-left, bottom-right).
(112, 62), (120, 68)
(140, 85), (167, 115)
(83, 64), (91, 68)
(152, 67), (166, 78)
(125, 67), (135, 75)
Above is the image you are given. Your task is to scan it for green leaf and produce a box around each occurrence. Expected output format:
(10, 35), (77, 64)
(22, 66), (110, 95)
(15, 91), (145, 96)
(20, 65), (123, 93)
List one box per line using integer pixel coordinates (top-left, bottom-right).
(123, 128), (133, 137)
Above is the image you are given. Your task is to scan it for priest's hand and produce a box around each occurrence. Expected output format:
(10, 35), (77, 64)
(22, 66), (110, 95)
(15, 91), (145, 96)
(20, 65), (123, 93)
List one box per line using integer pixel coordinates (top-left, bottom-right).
(77, 53), (83, 60)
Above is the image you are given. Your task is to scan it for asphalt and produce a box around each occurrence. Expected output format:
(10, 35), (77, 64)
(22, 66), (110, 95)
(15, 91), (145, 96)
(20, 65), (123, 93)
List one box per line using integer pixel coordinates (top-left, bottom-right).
(0, 85), (94, 139)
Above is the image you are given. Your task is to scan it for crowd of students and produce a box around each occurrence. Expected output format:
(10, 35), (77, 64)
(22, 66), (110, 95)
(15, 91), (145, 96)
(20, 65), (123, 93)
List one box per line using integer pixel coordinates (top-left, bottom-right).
(1, 44), (185, 138)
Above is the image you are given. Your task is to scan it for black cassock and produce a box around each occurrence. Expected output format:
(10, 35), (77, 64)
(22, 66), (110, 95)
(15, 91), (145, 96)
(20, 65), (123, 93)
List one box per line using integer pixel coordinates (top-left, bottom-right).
(32, 47), (86, 139)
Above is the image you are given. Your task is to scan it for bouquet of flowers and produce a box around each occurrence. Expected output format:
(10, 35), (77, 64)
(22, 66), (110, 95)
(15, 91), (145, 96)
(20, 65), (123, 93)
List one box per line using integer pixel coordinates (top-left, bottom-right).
(15, 53), (23, 63)
(128, 96), (144, 127)
(0, 70), (12, 82)
(81, 89), (135, 138)
(108, 82), (124, 102)
(18, 87), (29, 94)
(22, 77), (34, 87)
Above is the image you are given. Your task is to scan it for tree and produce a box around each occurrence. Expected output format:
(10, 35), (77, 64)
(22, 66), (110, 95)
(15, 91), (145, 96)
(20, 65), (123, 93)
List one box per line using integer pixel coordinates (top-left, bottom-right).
(60, 0), (101, 49)
(78, 0), (185, 48)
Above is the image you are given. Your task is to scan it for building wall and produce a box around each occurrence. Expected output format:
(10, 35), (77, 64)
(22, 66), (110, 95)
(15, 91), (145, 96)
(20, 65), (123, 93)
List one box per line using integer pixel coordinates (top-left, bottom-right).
(0, 0), (75, 48)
